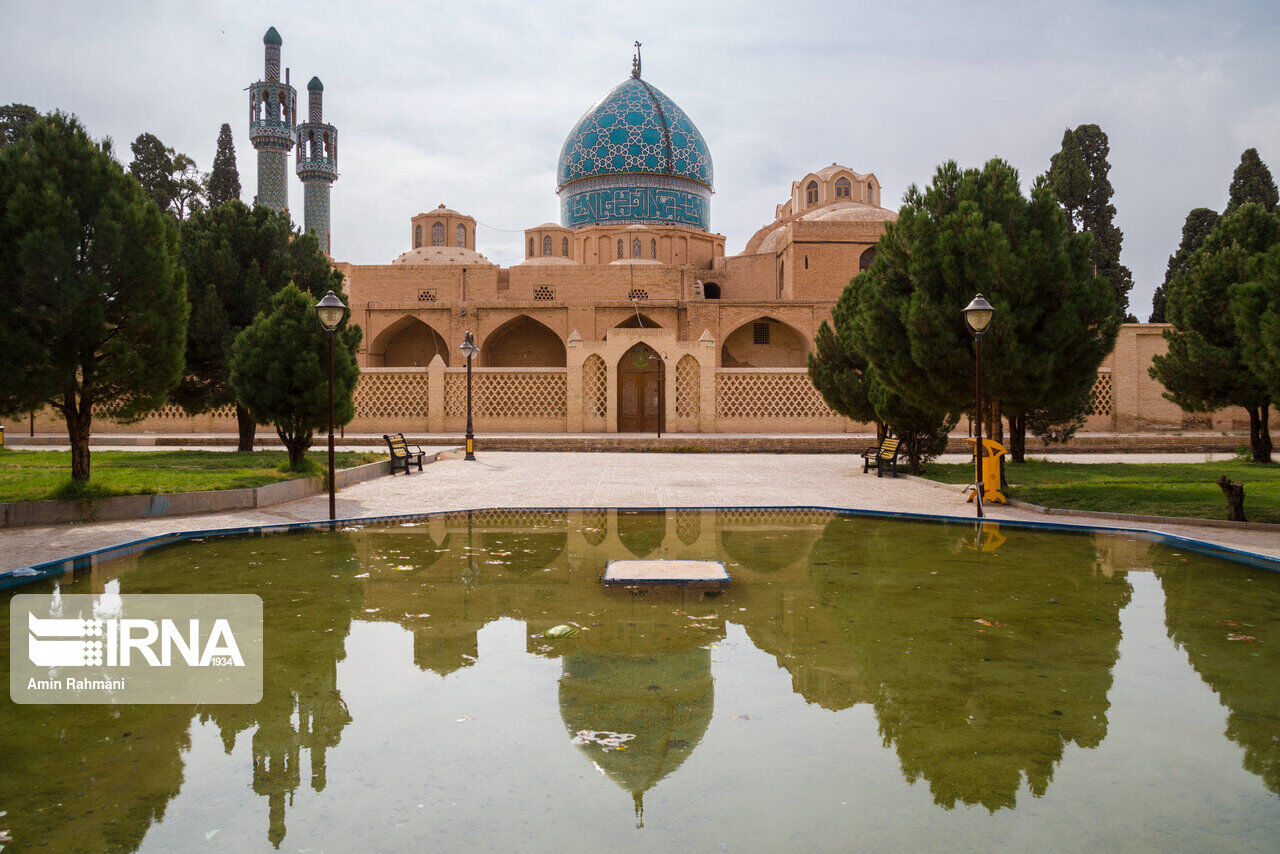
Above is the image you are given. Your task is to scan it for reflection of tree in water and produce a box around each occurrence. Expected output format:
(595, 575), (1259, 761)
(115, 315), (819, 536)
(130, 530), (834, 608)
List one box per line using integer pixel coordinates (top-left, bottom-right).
(808, 517), (1131, 811)
(0, 600), (193, 853)
(198, 533), (364, 848)
(1156, 554), (1280, 794)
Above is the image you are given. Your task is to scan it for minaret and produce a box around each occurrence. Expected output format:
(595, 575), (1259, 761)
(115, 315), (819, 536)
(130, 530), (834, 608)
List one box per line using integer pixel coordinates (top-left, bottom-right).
(296, 76), (338, 255)
(248, 26), (296, 213)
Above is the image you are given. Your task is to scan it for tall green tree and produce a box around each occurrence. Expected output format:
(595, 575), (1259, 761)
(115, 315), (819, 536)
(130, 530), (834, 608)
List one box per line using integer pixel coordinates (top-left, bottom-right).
(230, 284), (360, 468)
(809, 276), (953, 472)
(0, 113), (188, 481)
(128, 132), (204, 220)
(175, 201), (344, 450)
(1232, 242), (1280, 407)
(1048, 124), (1134, 320)
(1225, 148), (1278, 214)
(0, 103), (40, 148)
(852, 159), (1117, 462)
(1151, 203), (1279, 462)
(206, 123), (241, 207)
(1151, 208), (1218, 323)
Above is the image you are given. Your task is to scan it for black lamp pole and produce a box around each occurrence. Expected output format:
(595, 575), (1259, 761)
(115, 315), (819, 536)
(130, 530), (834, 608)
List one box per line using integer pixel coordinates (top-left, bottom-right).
(315, 290), (347, 521)
(963, 294), (995, 520)
(460, 332), (479, 460)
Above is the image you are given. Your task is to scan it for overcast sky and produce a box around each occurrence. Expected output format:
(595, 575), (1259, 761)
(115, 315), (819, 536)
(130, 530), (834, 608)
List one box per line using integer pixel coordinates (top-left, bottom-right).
(3, 0), (1277, 319)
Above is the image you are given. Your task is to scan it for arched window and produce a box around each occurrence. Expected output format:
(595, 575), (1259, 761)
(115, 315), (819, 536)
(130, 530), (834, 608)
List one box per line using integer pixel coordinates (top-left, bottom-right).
(561, 236), (569, 257)
(414, 225), (422, 248)
(860, 246), (877, 272)
(703, 282), (721, 299)
(632, 238), (641, 258)
(543, 235), (552, 256)
(456, 224), (466, 247)
(617, 239), (625, 259)
(529, 237), (535, 258)
(650, 239), (657, 259)
(835, 177), (851, 198)
(431, 222), (444, 246)
(806, 181), (818, 205)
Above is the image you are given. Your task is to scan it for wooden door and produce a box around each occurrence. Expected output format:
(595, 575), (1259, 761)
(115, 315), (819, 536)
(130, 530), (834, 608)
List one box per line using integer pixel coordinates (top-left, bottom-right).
(618, 344), (664, 433)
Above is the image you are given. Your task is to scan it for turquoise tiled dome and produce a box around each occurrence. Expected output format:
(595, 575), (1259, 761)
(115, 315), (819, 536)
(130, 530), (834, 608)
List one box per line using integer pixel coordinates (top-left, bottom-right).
(557, 77), (713, 190)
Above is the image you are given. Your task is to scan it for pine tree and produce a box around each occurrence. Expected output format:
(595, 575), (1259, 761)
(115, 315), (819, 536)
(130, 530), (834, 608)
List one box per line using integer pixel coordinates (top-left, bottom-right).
(0, 113), (188, 481)
(1047, 125), (1134, 320)
(206, 123), (241, 208)
(128, 132), (205, 220)
(230, 284), (361, 468)
(1151, 208), (1218, 322)
(1226, 148), (1279, 214)
(174, 202), (345, 450)
(1151, 203), (1279, 462)
(1233, 242), (1280, 407)
(0, 103), (40, 148)
(852, 159), (1118, 462)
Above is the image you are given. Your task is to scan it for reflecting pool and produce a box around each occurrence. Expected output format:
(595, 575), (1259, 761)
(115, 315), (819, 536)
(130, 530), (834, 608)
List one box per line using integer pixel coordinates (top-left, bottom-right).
(2, 509), (1278, 852)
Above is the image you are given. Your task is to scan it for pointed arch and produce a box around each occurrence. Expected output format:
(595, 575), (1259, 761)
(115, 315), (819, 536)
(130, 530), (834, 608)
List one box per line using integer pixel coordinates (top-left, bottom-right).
(614, 313), (662, 329)
(720, 315), (809, 368)
(860, 246), (877, 272)
(431, 222), (444, 246)
(480, 315), (566, 367)
(369, 316), (450, 367)
(414, 224), (422, 248)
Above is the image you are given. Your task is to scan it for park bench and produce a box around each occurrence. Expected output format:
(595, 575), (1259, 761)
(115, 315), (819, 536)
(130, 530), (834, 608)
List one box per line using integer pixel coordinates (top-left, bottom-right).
(384, 433), (426, 475)
(861, 436), (902, 478)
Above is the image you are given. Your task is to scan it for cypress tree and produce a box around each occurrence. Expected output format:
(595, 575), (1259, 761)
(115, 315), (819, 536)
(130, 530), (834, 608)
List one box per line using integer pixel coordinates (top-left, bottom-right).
(1150, 203), (1279, 462)
(1151, 208), (1218, 322)
(1232, 242), (1280, 407)
(0, 113), (188, 481)
(1048, 125), (1134, 320)
(1226, 148), (1278, 214)
(207, 123), (241, 207)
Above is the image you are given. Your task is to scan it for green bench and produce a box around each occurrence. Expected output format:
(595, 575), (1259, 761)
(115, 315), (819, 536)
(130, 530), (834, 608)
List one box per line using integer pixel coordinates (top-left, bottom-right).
(384, 433), (426, 475)
(861, 436), (901, 478)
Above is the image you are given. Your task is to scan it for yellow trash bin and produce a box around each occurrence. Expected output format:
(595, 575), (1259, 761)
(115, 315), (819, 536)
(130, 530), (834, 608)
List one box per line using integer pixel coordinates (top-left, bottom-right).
(963, 438), (1008, 505)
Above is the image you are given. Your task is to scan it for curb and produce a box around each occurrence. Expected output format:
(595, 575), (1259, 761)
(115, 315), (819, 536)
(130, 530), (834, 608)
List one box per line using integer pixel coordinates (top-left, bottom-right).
(0, 451), (450, 529)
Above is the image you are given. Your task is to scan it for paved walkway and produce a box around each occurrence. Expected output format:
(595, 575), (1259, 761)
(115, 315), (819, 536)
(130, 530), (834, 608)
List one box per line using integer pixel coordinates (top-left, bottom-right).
(3, 452), (1277, 574)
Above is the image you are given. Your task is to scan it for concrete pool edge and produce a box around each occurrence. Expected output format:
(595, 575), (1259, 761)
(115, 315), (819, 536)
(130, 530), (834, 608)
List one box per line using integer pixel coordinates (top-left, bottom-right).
(2, 504), (1278, 592)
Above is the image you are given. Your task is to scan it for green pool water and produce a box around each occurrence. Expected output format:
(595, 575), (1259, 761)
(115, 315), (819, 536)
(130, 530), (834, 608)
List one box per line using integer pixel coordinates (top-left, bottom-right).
(1, 509), (1278, 852)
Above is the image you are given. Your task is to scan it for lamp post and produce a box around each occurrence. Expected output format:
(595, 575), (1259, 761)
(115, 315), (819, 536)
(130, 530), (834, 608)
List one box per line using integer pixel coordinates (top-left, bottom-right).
(460, 331), (479, 460)
(963, 294), (995, 519)
(315, 290), (347, 521)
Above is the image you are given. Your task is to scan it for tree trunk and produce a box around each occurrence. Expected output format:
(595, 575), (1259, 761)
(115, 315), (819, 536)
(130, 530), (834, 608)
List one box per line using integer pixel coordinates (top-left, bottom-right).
(1008, 412), (1027, 463)
(277, 427), (312, 469)
(1247, 405), (1273, 464)
(990, 399), (1004, 446)
(875, 421), (887, 445)
(236, 405), (256, 453)
(63, 394), (93, 482)
(1217, 476), (1246, 522)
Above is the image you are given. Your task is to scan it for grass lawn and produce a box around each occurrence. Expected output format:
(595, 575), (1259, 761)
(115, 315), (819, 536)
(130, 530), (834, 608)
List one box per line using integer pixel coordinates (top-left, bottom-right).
(923, 458), (1280, 524)
(0, 449), (385, 504)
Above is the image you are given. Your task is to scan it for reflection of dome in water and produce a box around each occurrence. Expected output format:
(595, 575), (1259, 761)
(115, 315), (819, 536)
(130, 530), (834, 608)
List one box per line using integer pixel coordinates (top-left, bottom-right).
(719, 529), (815, 573)
(559, 648), (713, 823)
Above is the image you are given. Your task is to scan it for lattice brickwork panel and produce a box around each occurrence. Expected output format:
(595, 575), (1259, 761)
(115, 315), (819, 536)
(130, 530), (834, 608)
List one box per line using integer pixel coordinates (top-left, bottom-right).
(354, 372), (429, 419)
(91, 402), (235, 419)
(675, 355), (699, 418)
(1087, 372), (1113, 416)
(417, 288), (437, 302)
(627, 288), (648, 300)
(445, 371), (566, 419)
(583, 355), (607, 417)
(533, 286), (555, 302)
(715, 372), (839, 420)
(582, 509), (607, 546)
(716, 509), (836, 527)
(676, 509), (701, 545)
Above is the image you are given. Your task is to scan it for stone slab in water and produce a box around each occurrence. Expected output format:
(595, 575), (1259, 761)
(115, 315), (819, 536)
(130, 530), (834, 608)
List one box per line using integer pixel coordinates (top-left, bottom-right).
(603, 559), (730, 586)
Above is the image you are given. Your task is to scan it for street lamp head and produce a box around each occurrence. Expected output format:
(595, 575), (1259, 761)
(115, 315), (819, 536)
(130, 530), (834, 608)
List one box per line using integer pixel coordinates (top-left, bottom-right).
(315, 290), (347, 332)
(460, 330), (480, 360)
(963, 293), (995, 336)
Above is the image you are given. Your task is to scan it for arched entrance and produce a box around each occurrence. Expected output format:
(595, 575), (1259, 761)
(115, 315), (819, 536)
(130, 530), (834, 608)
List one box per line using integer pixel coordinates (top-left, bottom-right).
(617, 343), (664, 433)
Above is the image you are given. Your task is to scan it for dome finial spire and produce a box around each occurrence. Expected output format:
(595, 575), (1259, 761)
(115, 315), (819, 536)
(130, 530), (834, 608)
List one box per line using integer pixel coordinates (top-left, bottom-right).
(631, 41), (642, 78)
